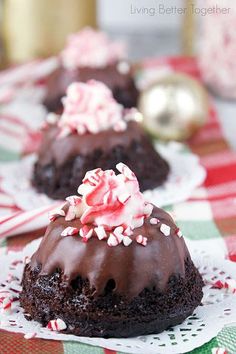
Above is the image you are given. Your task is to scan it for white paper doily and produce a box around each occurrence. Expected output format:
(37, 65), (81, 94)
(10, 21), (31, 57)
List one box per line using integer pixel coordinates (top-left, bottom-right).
(0, 142), (206, 211)
(0, 239), (236, 354)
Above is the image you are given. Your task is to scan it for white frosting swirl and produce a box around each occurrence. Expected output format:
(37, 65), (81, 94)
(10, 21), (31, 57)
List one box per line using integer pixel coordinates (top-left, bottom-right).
(58, 80), (128, 137)
(61, 27), (126, 70)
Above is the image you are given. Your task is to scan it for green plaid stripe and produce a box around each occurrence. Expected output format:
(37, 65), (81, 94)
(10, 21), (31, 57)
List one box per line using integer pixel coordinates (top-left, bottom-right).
(63, 341), (104, 354)
(189, 337), (218, 354)
(0, 146), (19, 161)
(177, 220), (222, 240)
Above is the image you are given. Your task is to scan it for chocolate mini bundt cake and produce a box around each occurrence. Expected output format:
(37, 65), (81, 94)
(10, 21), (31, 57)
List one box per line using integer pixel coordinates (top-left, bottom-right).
(44, 28), (138, 112)
(21, 164), (204, 338)
(34, 80), (169, 200)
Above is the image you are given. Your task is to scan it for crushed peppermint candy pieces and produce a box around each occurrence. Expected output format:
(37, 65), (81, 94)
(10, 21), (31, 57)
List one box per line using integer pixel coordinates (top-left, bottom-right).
(94, 226), (107, 240)
(59, 81), (124, 137)
(57, 80), (138, 138)
(46, 164), (183, 248)
(49, 208), (65, 222)
(122, 236), (133, 247)
(107, 234), (122, 247)
(61, 227), (78, 237)
(47, 318), (67, 331)
(150, 217), (159, 225)
(211, 279), (236, 294)
(79, 225), (93, 242)
(175, 228), (183, 238)
(160, 224), (171, 237)
(61, 27), (125, 70)
(136, 235), (148, 246)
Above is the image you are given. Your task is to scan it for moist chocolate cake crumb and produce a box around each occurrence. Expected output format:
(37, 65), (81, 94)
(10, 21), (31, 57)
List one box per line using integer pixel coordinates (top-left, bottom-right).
(20, 258), (203, 338)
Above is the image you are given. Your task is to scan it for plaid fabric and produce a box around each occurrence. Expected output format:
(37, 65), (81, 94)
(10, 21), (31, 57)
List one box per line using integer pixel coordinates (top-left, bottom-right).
(0, 56), (236, 353)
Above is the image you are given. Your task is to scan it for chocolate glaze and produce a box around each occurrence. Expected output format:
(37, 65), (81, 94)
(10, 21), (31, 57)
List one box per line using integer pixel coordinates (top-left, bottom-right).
(43, 62), (139, 112)
(30, 206), (189, 299)
(37, 121), (150, 167)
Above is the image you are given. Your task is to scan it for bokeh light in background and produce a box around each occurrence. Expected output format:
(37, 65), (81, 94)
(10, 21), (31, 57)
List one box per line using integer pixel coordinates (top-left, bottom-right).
(0, 0), (191, 64)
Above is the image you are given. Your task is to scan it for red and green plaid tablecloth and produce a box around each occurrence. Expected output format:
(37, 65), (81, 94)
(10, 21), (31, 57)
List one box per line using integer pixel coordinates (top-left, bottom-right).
(0, 57), (236, 353)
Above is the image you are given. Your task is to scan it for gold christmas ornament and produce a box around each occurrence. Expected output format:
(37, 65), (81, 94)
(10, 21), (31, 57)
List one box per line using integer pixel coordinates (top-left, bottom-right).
(138, 73), (209, 141)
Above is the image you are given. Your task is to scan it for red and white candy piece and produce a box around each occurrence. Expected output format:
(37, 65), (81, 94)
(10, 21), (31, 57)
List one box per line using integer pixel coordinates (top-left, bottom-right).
(175, 228), (183, 238)
(122, 236), (132, 247)
(24, 332), (37, 340)
(47, 318), (67, 331)
(136, 235), (148, 246)
(1, 297), (12, 314)
(94, 226), (107, 240)
(66, 195), (82, 206)
(61, 227), (78, 237)
(123, 226), (133, 236)
(49, 208), (65, 222)
(212, 348), (228, 354)
(79, 226), (93, 242)
(160, 223), (171, 237)
(65, 196), (83, 221)
(107, 233), (122, 247)
(113, 227), (132, 246)
(212, 279), (236, 294)
(113, 226), (124, 237)
(143, 203), (153, 216)
(150, 217), (159, 225)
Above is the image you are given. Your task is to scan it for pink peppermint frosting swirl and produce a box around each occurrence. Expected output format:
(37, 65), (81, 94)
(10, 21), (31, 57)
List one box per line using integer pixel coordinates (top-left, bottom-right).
(61, 27), (126, 70)
(58, 80), (128, 137)
(77, 163), (153, 230)
(51, 164), (153, 246)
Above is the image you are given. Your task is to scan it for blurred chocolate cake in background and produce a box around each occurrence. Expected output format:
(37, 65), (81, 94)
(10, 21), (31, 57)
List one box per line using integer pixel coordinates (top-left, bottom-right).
(34, 80), (169, 199)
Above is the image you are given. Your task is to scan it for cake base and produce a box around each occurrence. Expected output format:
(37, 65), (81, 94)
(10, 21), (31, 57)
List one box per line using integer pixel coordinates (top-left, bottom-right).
(33, 134), (169, 200)
(43, 64), (139, 112)
(20, 258), (203, 338)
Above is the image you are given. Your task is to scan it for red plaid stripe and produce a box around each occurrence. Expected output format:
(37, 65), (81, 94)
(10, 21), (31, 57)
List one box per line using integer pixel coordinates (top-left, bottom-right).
(0, 330), (64, 354)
